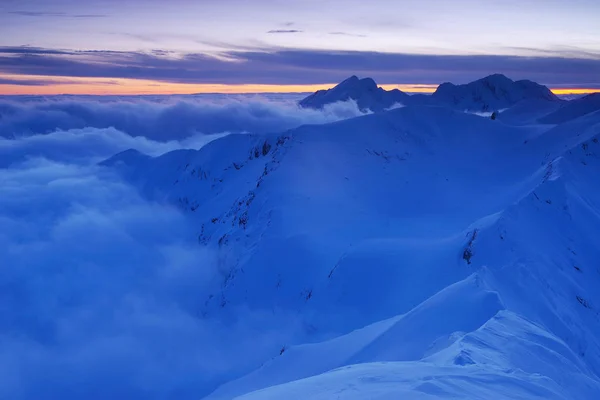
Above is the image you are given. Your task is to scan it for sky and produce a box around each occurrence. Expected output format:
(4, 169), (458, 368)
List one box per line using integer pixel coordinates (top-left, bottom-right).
(0, 0), (599, 94)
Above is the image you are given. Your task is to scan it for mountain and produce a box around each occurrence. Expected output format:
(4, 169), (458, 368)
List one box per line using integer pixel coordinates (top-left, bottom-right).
(102, 101), (600, 399)
(539, 93), (600, 124)
(299, 74), (562, 115)
(431, 73), (561, 112)
(299, 75), (409, 112)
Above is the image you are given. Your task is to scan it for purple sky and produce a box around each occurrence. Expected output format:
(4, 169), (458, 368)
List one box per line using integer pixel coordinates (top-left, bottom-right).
(1, 0), (599, 89)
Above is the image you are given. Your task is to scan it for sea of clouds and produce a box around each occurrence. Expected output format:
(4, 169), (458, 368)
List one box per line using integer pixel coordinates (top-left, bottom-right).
(0, 94), (367, 399)
(0, 94), (367, 165)
(0, 94), (366, 139)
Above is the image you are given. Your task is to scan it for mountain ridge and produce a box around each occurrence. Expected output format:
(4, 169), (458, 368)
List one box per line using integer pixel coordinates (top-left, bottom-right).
(299, 73), (562, 113)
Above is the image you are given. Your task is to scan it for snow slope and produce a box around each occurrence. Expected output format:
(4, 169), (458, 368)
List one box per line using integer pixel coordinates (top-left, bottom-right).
(221, 142), (600, 396)
(496, 98), (564, 125)
(207, 273), (506, 399)
(237, 311), (597, 400)
(102, 92), (600, 399)
(299, 76), (409, 112)
(539, 93), (600, 124)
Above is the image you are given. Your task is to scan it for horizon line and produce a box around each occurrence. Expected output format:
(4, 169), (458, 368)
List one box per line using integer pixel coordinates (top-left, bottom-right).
(0, 75), (599, 96)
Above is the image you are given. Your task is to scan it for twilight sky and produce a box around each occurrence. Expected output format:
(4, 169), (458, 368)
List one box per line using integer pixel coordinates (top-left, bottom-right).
(1, 0), (599, 94)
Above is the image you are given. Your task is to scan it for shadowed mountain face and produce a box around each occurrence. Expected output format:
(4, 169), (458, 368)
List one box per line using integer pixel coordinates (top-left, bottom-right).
(432, 73), (561, 111)
(299, 75), (410, 112)
(300, 74), (562, 113)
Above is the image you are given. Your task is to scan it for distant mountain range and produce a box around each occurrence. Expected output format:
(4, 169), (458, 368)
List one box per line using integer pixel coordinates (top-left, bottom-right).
(300, 73), (565, 114)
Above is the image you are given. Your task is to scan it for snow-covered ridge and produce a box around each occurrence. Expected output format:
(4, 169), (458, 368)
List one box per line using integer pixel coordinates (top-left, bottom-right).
(100, 90), (600, 399)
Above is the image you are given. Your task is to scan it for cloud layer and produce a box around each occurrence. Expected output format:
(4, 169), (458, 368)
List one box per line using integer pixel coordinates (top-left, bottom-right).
(1, 46), (600, 87)
(0, 95), (366, 142)
(0, 158), (300, 398)
(0, 95), (337, 398)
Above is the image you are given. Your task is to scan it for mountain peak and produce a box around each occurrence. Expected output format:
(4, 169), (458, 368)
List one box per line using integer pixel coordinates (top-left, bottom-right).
(336, 76), (378, 92)
(481, 73), (514, 84)
(339, 75), (360, 86)
(299, 76), (408, 112)
(432, 74), (559, 111)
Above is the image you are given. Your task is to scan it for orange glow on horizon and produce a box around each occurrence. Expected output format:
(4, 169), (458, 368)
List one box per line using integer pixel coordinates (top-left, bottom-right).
(550, 88), (600, 95)
(0, 74), (438, 95)
(379, 84), (438, 93)
(0, 74), (598, 96)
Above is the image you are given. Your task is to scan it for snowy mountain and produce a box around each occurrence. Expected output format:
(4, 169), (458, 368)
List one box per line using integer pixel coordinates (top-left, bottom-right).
(101, 85), (600, 399)
(539, 93), (600, 124)
(299, 74), (562, 116)
(431, 73), (561, 112)
(299, 75), (409, 112)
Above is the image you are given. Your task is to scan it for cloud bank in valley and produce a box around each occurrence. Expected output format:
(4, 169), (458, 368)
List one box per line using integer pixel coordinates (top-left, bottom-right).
(0, 94), (368, 165)
(0, 126), (228, 167)
(0, 95), (366, 141)
(0, 158), (300, 398)
(0, 95), (340, 398)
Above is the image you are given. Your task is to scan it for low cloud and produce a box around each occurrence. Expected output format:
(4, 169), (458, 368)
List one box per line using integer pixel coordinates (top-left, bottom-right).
(0, 157), (297, 399)
(0, 127), (227, 167)
(0, 95), (367, 142)
(384, 102), (405, 111)
(0, 93), (373, 397)
(0, 93), (367, 398)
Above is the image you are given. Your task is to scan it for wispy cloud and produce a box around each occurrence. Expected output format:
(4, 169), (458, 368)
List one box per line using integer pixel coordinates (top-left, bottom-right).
(504, 46), (600, 60)
(8, 11), (107, 18)
(329, 31), (367, 38)
(0, 78), (51, 86)
(0, 46), (74, 55)
(267, 29), (303, 34)
(0, 77), (99, 86)
(1, 45), (600, 87)
(107, 32), (160, 43)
